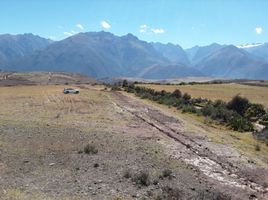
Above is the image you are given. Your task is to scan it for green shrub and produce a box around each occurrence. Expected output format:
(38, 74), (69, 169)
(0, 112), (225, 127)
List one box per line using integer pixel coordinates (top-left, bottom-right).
(182, 105), (198, 113)
(182, 93), (191, 103)
(171, 89), (182, 98)
(229, 115), (253, 132)
(245, 103), (266, 120)
(227, 95), (249, 116)
(126, 85), (260, 132)
(111, 85), (121, 91)
(122, 79), (128, 87)
(202, 104), (215, 117)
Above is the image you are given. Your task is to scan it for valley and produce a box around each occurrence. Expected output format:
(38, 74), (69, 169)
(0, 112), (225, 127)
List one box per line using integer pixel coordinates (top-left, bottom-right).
(1, 1), (268, 199)
(0, 77), (268, 199)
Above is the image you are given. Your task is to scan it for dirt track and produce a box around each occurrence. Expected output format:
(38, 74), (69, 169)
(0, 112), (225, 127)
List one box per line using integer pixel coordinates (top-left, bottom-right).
(112, 91), (268, 200)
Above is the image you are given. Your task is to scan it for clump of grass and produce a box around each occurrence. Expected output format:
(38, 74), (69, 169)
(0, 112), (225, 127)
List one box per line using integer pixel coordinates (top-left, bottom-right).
(159, 186), (183, 200)
(123, 170), (132, 179)
(84, 143), (98, 154)
(132, 171), (150, 186)
(93, 163), (99, 168)
(255, 143), (261, 151)
(162, 169), (173, 179)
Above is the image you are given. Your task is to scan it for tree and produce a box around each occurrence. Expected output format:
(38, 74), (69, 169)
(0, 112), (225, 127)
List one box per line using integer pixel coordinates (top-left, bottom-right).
(122, 79), (128, 87)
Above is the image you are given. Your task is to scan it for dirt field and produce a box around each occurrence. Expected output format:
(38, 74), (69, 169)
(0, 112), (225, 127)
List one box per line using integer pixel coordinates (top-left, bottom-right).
(137, 83), (268, 108)
(0, 84), (268, 199)
(0, 72), (98, 86)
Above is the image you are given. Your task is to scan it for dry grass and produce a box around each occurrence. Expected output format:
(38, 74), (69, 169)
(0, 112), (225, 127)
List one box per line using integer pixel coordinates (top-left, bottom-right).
(124, 91), (268, 167)
(138, 83), (268, 108)
(0, 85), (129, 129)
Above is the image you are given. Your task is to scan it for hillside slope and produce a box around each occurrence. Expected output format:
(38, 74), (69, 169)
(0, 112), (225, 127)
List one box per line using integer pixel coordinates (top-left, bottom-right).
(0, 33), (52, 68)
(196, 45), (268, 79)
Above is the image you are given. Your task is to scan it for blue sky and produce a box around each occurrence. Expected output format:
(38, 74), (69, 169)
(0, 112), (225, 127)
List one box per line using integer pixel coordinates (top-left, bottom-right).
(0, 0), (267, 48)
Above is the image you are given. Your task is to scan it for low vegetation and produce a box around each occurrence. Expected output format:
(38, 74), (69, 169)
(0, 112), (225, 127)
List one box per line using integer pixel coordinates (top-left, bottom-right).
(132, 171), (151, 186)
(122, 81), (268, 132)
(83, 143), (98, 154)
(137, 82), (268, 108)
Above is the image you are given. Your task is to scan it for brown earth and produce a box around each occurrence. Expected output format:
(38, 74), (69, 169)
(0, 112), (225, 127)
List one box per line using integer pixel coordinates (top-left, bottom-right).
(0, 83), (267, 200)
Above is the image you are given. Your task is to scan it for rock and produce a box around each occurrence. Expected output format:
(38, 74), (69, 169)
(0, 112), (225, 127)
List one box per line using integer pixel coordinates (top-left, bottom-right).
(49, 163), (55, 166)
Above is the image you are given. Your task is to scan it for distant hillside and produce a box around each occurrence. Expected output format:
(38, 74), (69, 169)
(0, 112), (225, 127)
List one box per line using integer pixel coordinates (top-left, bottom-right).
(242, 43), (268, 62)
(0, 33), (52, 68)
(151, 42), (190, 65)
(139, 64), (203, 79)
(8, 32), (202, 79)
(196, 45), (268, 79)
(1, 31), (268, 80)
(186, 43), (224, 65)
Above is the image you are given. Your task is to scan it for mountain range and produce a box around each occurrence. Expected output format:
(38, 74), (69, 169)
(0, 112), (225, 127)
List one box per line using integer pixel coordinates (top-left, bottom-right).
(1, 32), (268, 80)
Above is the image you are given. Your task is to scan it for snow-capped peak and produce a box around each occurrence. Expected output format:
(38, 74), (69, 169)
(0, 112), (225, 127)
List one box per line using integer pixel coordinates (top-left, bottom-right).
(236, 43), (264, 49)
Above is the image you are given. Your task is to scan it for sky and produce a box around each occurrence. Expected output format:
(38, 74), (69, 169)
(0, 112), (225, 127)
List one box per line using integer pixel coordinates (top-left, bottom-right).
(0, 0), (267, 48)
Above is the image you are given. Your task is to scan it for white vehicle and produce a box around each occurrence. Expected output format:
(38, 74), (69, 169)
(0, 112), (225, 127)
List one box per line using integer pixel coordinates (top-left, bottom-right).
(63, 88), (79, 94)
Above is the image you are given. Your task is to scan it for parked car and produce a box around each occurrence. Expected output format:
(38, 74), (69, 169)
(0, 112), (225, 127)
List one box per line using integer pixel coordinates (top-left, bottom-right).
(63, 88), (79, 94)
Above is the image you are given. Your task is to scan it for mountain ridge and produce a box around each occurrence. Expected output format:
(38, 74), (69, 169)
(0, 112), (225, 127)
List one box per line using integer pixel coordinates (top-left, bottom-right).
(1, 31), (268, 79)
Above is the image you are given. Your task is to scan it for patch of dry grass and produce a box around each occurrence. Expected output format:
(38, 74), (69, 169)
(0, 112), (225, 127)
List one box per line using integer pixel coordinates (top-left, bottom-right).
(138, 83), (268, 108)
(124, 91), (268, 167)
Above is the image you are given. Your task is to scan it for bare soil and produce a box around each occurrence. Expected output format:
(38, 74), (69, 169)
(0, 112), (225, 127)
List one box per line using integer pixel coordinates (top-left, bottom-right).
(0, 84), (267, 200)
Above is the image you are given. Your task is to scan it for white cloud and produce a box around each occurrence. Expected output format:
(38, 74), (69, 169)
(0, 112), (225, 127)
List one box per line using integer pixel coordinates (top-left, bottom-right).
(101, 21), (111, 29)
(49, 36), (56, 40)
(63, 32), (74, 36)
(71, 30), (78, 34)
(76, 24), (84, 30)
(63, 30), (79, 37)
(139, 24), (165, 34)
(255, 27), (263, 34)
(151, 28), (165, 34)
(139, 24), (149, 33)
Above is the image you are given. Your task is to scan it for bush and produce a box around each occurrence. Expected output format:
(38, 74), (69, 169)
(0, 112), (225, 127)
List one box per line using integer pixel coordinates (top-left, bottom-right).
(213, 100), (227, 108)
(111, 85), (121, 91)
(202, 104), (215, 117)
(227, 95), (249, 116)
(182, 93), (191, 103)
(171, 89), (182, 98)
(84, 144), (98, 154)
(182, 105), (198, 113)
(132, 171), (150, 186)
(122, 79), (128, 87)
(229, 115), (253, 132)
(245, 103), (266, 120)
(125, 85), (260, 132)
